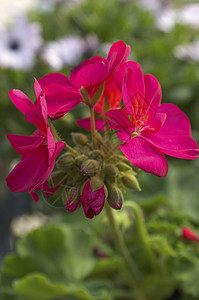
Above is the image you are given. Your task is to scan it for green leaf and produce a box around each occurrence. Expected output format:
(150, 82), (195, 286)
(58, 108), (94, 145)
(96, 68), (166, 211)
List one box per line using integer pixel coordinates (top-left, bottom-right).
(14, 273), (68, 300)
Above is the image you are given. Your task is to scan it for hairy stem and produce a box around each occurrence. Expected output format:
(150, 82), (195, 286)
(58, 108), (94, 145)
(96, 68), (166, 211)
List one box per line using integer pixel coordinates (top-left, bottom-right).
(90, 106), (96, 148)
(48, 120), (77, 155)
(124, 201), (160, 273)
(105, 202), (142, 284)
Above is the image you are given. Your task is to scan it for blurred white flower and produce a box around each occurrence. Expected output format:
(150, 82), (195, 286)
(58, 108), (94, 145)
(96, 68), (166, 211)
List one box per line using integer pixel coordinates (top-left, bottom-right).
(156, 8), (178, 32)
(179, 4), (199, 28)
(174, 41), (199, 62)
(0, 17), (42, 70)
(0, 0), (39, 25)
(41, 36), (86, 69)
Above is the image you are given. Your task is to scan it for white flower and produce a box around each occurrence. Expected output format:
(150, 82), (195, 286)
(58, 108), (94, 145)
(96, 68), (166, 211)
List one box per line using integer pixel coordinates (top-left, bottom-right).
(41, 36), (86, 70)
(174, 41), (199, 62)
(0, 0), (39, 25)
(156, 8), (178, 32)
(179, 4), (199, 28)
(99, 42), (112, 56)
(0, 17), (42, 70)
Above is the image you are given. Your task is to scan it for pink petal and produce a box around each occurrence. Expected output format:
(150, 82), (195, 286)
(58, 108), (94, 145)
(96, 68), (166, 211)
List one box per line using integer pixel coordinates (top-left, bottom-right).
(47, 127), (56, 164)
(81, 179), (105, 218)
(65, 191), (81, 212)
(44, 83), (82, 119)
(107, 41), (130, 73)
(76, 62), (108, 88)
(142, 132), (199, 159)
(122, 63), (145, 117)
(76, 117), (105, 131)
(120, 136), (168, 177)
(25, 95), (47, 133)
(34, 78), (42, 100)
(8, 89), (34, 114)
(157, 103), (191, 136)
(146, 113), (167, 133)
(29, 191), (39, 202)
(7, 134), (44, 154)
(143, 74), (162, 117)
(182, 227), (199, 242)
(38, 72), (70, 88)
(6, 155), (48, 193)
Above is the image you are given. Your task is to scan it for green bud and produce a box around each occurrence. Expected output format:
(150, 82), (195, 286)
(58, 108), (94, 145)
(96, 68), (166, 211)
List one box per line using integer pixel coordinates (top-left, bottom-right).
(81, 159), (100, 176)
(92, 81), (105, 106)
(88, 149), (103, 160)
(71, 133), (89, 145)
(75, 154), (88, 167)
(121, 173), (141, 191)
(104, 164), (118, 183)
(95, 132), (103, 146)
(107, 184), (123, 210)
(117, 162), (132, 172)
(56, 153), (75, 169)
(80, 87), (90, 106)
(90, 176), (104, 191)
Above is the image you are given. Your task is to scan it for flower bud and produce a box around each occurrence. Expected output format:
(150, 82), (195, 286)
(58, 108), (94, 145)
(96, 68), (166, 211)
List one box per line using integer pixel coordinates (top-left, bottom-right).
(56, 152), (75, 169)
(64, 188), (81, 212)
(95, 132), (103, 146)
(117, 162), (132, 172)
(88, 149), (103, 160)
(71, 133), (89, 145)
(75, 154), (88, 167)
(104, 164), (118, 183)
(81, 159), (100, 176)
(121, 173), (141, 191)
(107, 184), (123, 210)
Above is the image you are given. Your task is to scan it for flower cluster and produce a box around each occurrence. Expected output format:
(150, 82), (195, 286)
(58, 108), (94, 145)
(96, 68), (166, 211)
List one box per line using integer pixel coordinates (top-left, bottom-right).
(6, 40), (199, 218)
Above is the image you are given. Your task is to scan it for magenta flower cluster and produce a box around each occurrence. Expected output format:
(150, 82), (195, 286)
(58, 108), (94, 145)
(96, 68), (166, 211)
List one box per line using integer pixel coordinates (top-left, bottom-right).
(6, 41), (199, 218)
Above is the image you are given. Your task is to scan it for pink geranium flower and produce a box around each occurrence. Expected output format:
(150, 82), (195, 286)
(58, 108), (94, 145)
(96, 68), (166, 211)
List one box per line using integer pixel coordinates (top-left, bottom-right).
(106, 62), (199, 177)
(182, 227), (199, 242)
(6, 128), (64, 202)
(65, 179), (106, 219)
(6, 93), (65, 201)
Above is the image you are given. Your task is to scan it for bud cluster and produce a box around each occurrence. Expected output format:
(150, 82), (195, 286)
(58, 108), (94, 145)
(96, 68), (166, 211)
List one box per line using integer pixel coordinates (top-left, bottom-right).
(49, 132), (141, 214)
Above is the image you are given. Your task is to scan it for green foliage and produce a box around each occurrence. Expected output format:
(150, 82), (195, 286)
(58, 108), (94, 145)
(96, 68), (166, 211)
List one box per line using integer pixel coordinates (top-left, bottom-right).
(0, 224), (113, 300)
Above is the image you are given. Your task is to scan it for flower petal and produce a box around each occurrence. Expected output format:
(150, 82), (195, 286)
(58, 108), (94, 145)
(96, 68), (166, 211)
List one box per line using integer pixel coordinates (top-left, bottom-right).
(120, 136), (168, 177)
(9, 89), (34, 114)
(38, 72), (70, 88)
(7, 134), (44, 155)
(143, 74), (162, 116)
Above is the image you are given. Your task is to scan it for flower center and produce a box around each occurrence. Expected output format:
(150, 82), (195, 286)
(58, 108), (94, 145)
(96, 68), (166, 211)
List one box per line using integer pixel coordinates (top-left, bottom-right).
(9, 39), (20, 51)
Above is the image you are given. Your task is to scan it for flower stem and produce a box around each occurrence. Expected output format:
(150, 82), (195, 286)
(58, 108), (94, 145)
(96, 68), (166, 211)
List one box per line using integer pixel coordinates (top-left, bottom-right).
(90, 106), (96, 148)
(48, 120), (77, 155)
(105, 201), (142, 284)
(124, 201), (160, 273)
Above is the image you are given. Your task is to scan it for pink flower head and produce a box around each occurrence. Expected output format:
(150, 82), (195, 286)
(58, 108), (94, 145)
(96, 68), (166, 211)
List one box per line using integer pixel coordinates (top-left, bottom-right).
(6, 128), (64, 202)
(65, 179), (106, 219)
(38, 73), (82, 120)
(182, 227), (199, 242)
(106, 62), (199, 177)
(75, 40), (130, 101)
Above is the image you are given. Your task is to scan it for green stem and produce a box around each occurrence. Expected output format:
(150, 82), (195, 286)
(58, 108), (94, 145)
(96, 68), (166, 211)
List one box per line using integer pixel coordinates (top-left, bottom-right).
(48, 120), (77, 155)
(124, 201), (160, 273)
(105, 202), (142, 284)
(90, 106), (96, 148)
